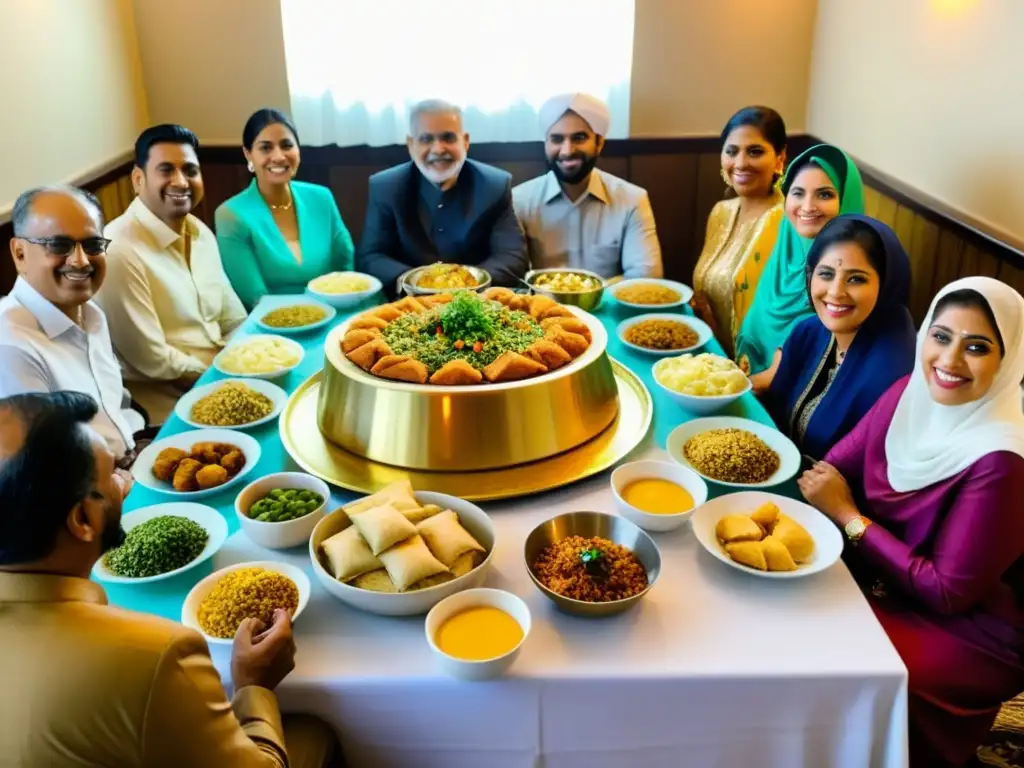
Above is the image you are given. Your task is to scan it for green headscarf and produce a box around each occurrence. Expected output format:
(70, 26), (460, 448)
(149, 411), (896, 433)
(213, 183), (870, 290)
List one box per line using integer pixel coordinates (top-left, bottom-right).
(734, 144), (865, 374)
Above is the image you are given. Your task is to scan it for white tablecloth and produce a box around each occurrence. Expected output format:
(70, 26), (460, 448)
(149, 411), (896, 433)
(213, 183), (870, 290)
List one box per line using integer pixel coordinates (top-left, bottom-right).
(209, 445), (908, 768)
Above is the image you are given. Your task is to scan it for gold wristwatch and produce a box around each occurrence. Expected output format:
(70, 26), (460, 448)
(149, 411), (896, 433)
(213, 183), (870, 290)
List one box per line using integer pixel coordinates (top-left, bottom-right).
(844, 516), (872, 543)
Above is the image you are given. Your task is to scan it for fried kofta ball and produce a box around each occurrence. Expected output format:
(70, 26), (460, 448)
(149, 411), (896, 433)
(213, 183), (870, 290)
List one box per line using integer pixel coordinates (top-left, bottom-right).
(195, 463), (229, 490)
(172, 458), (203, 492)
(219, 450), (246, 477)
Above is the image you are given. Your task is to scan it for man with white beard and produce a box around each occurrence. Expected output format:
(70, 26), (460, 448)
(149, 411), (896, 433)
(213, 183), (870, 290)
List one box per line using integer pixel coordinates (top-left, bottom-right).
(357, 100), (527, 296)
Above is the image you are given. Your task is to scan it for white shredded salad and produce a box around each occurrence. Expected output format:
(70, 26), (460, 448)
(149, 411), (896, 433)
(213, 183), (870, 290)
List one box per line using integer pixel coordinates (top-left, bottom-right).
(654, 353), (749, 397)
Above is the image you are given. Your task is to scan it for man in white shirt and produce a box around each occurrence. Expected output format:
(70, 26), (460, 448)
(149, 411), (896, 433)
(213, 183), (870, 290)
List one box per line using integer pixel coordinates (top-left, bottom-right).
(513, 93), (663, 280)
(97, 124), (246, 422)
(0, 186), (144, 463)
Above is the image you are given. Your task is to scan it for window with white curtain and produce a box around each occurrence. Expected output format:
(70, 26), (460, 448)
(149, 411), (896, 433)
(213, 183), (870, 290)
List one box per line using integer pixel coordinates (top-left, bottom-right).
(280, 0), (635, 147)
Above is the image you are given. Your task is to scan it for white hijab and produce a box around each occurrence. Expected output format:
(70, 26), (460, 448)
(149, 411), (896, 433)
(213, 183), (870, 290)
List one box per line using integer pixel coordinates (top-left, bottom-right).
(885, 276), (1024, 492)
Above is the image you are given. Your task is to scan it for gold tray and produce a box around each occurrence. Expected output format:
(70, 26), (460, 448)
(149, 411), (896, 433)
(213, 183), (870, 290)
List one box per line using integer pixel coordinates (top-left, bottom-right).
(279, 359), (653, 501)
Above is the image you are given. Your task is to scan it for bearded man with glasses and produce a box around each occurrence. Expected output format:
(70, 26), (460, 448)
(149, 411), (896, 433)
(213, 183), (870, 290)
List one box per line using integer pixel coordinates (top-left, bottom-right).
(0, 185), (147, 469)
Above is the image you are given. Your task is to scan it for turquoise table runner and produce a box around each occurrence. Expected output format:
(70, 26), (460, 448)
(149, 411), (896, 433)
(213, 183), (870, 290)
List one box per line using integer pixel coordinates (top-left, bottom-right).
(106, 294), (784, 620)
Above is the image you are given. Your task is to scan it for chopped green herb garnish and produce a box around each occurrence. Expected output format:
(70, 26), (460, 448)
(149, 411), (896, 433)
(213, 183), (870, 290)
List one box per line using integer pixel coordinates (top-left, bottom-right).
(381, 292), (543, 374)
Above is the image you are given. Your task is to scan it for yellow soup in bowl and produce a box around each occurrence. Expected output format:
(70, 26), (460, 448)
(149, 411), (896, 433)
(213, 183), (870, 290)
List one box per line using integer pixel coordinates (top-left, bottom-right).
(435, 606), (524, 661)
(621, 478), (694, 515)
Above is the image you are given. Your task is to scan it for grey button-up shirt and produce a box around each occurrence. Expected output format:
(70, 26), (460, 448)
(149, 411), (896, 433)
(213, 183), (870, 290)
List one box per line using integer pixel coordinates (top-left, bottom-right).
(513, 169), (663, 279)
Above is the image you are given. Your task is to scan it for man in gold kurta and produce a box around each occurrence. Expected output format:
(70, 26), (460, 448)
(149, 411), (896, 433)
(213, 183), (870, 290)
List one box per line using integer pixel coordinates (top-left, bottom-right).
(0, 391), (338, 768)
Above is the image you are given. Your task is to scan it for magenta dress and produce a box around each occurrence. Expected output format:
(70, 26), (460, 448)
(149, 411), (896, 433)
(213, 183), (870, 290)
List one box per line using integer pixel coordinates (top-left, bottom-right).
(825, 376), (1024, 767)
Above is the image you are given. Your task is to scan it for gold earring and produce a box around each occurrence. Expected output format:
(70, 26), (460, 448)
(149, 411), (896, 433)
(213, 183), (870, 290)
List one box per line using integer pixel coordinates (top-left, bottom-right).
(720, 169), (731, 188)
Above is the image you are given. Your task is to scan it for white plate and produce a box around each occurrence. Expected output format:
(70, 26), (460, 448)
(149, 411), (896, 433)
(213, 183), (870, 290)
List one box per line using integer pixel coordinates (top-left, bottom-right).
(616, 313), (713, 357)
(213, 334), (305, 381)
(132, 428), (261, 499)
(666, 416), (800, 488)
(182, 560), (311, 645)
(174, 378), (287, 430)
(254, 300), (337, 335)
(93, 502), (229, 584)
(306, 271), (383, 309)
(690, 491), (843, 579)
(610, 278), (693, 309)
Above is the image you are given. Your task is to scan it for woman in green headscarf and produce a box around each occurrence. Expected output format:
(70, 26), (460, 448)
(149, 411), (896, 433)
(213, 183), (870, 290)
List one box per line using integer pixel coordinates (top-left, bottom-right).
(735, 144), (865, 392)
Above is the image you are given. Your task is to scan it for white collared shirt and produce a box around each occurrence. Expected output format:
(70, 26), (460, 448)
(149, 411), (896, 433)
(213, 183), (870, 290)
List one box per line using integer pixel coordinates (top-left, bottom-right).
(96, 197), (246, 384)
(0, 278), (142, 456)
(513, 168), (663, 279)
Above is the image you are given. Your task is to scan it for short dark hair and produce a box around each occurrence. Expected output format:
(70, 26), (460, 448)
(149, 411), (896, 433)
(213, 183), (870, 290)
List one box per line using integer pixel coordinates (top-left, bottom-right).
(720, 106), (787, 154)
(0, 392), (99, 565)
(933, 288), (1005, 356)
(134, 124), (200, 169)
(11, 185), (104, 237)
(242, 108), (300, 151)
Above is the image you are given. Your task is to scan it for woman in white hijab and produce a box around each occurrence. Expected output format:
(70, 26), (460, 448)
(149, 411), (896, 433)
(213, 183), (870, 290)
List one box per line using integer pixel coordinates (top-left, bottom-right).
(798, 276), (1024, 768)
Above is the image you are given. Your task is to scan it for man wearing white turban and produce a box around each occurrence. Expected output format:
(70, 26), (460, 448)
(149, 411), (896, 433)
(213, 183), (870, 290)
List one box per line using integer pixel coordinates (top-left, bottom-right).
(513, 93), (663, 280)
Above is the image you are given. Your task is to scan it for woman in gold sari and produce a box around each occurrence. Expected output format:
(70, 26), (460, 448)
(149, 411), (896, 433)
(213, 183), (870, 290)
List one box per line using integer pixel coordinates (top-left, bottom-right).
(692, 106), (787, 356)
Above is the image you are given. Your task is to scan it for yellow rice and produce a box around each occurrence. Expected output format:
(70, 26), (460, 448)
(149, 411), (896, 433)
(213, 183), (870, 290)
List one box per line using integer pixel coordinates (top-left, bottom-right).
(197, 567), (299, 639)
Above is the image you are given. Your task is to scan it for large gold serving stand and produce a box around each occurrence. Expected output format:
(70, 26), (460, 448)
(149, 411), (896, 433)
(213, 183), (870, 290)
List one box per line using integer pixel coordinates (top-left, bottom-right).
(317, 307), (618, 471)
(279, 359), (653, 501)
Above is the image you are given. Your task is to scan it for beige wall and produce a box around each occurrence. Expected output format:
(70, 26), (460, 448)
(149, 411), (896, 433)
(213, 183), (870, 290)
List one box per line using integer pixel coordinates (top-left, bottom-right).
(130, 0), (817, 143)
(0, 0), (148, 215)
(808, 0), (1024, 244)
(130, 0), (291, 145)
(629, 0), (817, 136)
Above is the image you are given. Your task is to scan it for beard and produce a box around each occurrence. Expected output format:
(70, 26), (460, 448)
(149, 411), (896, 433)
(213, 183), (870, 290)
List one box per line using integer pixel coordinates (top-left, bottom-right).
(99, 504), (126, 554)
(548, 153), (598, 185)
(416, 155), (465, 186)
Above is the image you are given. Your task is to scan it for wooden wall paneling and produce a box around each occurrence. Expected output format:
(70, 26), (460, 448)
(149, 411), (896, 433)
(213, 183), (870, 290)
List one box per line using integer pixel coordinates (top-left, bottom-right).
(959, 242), (980, 278)
(500, 161), (548, 187)
(328, 164), (382, 245)
(630, 153), (699, 284)
(873, 193), (898, 229)
(892, 204), (916, 254)
(907, 215), (940, 322)
(691, 153), (727, 276)
(974, 249), (1001, 279)
(194, 163), (250, 229)
(933, 229), (966, 299)
(998, 259), (1024, 297)
(863, 187), (881, 219)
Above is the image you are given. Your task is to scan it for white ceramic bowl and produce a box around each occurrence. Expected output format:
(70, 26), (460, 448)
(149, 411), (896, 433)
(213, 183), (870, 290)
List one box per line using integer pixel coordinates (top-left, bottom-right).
(309, 491), (496, 616)
(306, 271), (383, 309)
(666, 416), (801, 489)
(425, 588), (531, 681)
(610, 460), (708, 532)
(616, 313), (712, 357)
(235, 472), (330, 549)
(93, 502), (229, 584)
(652, 356), (753, 416)
(690, 491), (843, 579)
(174, 378), (288, 430)
(254, 299), (337, 335)
(133, 429), (261, 499)
(182, 560), (311, 645)
(610, 278), (694, 310)
(213, 334), (305, 381)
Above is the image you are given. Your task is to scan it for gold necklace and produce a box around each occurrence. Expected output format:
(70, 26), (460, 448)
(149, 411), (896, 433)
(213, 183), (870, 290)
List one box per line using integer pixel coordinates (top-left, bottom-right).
(269, 198), (293, 211)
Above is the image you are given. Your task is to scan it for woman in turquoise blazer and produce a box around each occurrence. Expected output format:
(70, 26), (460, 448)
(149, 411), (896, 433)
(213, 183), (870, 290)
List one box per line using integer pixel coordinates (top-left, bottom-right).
(216, 108), (354, 308)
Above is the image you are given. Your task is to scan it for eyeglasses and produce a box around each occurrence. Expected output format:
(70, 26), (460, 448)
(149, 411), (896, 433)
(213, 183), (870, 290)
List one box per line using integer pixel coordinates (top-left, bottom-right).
(20, 237), (111, 257)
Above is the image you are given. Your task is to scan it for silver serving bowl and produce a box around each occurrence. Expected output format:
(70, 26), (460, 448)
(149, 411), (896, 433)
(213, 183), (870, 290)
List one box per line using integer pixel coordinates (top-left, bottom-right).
(523, 510), (661, 617)
(524, 267), (606, 311)
(401, 264), (492, 296)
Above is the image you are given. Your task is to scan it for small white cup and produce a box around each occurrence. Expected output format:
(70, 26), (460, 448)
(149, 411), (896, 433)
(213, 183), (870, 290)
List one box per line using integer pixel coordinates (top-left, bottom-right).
(425, 588), (531, 681)
(611, 459), (708, 532)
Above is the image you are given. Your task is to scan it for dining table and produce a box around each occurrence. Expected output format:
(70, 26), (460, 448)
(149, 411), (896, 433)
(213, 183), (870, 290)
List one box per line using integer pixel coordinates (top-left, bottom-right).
(107, 291), (909, 768)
